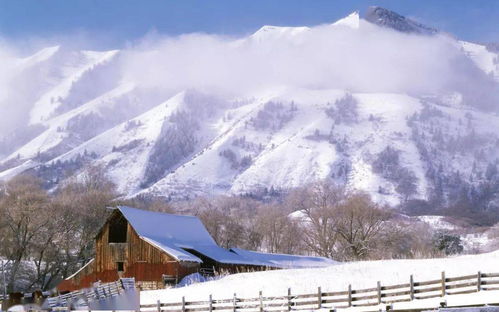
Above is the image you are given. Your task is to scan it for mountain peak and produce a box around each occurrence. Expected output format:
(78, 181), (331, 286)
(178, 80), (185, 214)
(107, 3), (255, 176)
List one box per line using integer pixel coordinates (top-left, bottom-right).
(17, 45), (60, 68)
(332, 11), (360, 29)
(365, 6), (437, 35)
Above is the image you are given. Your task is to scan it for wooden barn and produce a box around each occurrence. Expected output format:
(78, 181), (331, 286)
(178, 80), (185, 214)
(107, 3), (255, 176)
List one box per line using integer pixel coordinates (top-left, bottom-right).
(58, 206), (335, 292)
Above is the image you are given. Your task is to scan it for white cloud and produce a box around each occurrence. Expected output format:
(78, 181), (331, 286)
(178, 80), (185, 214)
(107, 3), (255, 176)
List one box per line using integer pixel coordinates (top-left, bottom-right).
(120, 19), (493, 102)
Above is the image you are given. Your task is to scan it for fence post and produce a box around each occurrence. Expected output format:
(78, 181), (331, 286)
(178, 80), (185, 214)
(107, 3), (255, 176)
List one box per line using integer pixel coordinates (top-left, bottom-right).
(233, 293), (237, 312)
(182, 296), (186, 312)
(287, 288), (292, 312)
(209, 294), (213, 312)
(477, 271), (482, 292)
(377, 281), (381, 305)
(441, 271), (446, 297)
(157, 299), (161, 312)
(347, 284), (352, 307)
(259, 290), (263, 312)
(409, 275), (415, 301)
(318, 286), (322, 309)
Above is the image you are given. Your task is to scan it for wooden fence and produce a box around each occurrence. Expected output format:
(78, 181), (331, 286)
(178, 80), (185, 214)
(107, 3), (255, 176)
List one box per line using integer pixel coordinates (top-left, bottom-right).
(47, 278), (136, 309)
(141, 271), (499, 312)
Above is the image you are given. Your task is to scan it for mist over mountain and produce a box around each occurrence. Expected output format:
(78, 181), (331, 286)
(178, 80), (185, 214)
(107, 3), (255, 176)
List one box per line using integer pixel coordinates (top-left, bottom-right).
(0, 8), (498, 217)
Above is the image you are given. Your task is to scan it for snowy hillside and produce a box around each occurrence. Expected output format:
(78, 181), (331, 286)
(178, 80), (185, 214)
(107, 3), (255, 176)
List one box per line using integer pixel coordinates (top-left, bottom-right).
(461, 41), (499, 82)
(0, 8), (498, 209)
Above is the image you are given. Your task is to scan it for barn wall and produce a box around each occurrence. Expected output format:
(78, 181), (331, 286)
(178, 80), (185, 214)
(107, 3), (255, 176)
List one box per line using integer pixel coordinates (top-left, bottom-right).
(58, 260), (97, 292)
(94, 214), (200, 282)
(59, 211), (200, 292)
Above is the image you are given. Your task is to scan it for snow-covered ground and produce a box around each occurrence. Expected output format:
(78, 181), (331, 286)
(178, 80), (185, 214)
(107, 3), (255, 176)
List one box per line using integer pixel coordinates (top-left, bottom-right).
(460, 41), (499, 82)
(417, 215), (457, 231)
(415, 215), (499, 253)
(141, 250), (499, 308)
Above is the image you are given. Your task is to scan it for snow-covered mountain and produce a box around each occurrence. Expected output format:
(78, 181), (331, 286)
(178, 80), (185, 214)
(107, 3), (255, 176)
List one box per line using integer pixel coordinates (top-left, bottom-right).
(0, 8), (498, 209)
(365, 6), (438, 35)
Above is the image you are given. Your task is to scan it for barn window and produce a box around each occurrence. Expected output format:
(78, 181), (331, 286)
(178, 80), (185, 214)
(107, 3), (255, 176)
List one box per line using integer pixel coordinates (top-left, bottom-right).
(117, 262), (124, 272)
(108, 215), (127, 243)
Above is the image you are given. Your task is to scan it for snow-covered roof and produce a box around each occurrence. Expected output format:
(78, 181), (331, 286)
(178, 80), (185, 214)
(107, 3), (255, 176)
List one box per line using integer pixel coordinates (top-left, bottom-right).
(117, 206), (262, 265)
(116, 206), (337, 268)
(65, 258), (95, 280)
(230, 248), (338, 269)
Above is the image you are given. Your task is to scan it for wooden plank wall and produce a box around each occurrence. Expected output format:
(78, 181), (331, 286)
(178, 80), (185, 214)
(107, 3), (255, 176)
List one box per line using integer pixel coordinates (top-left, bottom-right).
(63, 211), (200, 291)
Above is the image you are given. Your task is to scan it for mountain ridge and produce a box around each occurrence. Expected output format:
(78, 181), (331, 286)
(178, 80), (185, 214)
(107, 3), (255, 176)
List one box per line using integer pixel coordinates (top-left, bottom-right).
(365, 6), (438, 35)
(0, 8), (498, 212)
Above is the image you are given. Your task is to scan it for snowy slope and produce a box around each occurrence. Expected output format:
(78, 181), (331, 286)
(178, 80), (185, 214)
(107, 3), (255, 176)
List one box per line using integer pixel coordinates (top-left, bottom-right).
(139, 89), (344, 198)
(342, 93), (427, 205)
(51, 91), (186, 194)
(138, 90), (432, 205)
(244, 11), (358, 45)
(332, 11), (360, 29)
(15, 46), (61, 70)
(29, 49), (119, 124)
(417, 215), (457, 231)
(3, 83), (136, 162)
(365, 6), (437, 35)
(141, 250), (499, 303)
(0, 159), (39, 181)
(460, 41), (499, 82)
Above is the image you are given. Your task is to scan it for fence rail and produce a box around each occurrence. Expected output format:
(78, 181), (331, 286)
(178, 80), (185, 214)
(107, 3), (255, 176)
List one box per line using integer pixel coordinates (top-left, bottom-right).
(47, 278), (136, 309)
(141, 271), (499, 312)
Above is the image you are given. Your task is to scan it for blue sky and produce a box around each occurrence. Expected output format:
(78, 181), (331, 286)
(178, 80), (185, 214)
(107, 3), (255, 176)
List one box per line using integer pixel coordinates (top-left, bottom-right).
(1, 0), (498, 49)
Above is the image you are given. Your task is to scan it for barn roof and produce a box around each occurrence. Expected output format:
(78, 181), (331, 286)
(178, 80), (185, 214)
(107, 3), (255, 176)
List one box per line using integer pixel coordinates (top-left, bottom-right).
(116, 206), (336, 268)
(116, 206), (263, 265)
(230, 248), (339, 269)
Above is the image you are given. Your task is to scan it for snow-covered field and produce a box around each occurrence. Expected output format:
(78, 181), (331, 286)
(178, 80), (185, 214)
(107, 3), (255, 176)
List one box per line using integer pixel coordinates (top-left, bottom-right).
(141, 250), (499, 308)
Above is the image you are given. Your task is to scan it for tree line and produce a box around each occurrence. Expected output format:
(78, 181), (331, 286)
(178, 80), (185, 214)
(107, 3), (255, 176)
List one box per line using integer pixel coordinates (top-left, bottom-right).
(0, 167), (116, 293)
(181, 182), (451, 262)
(0, 169), (463, 293)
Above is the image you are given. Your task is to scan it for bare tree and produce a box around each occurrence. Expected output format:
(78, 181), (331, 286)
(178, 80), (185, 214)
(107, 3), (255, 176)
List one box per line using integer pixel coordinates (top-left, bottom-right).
(335, 192), (391, 260)
(396, 169), (418, 202)
(256, 203), (303, 254)
(123, 197), (176, 214)
(287, 181), (397, 261)
(53, 165), (118, 275)
(0, 175), (50, 292)
(27, 200), (71, 290)
(192, 196), (263, 250)
(290, 182), (346, 259)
